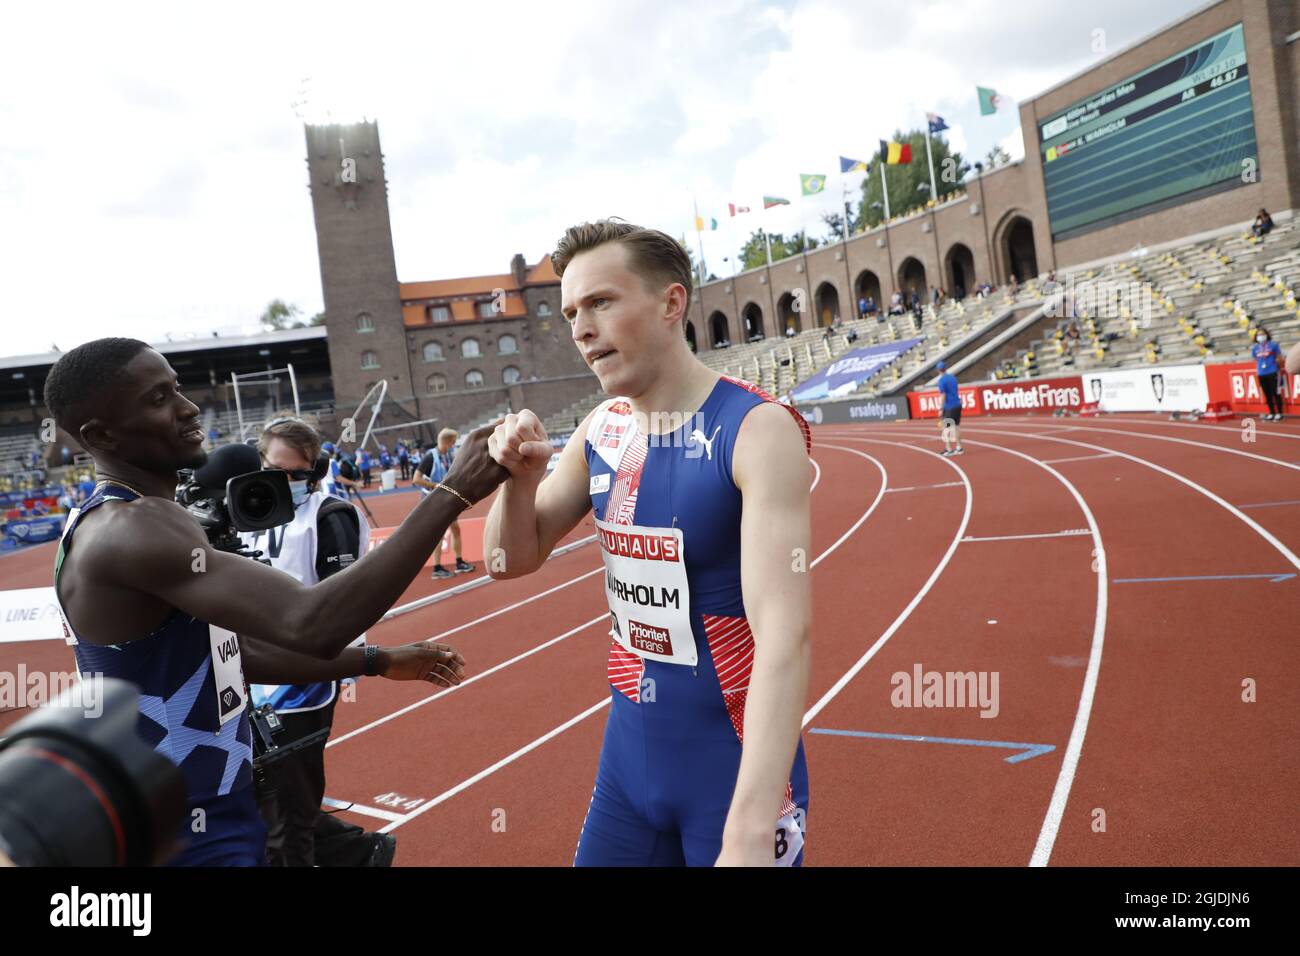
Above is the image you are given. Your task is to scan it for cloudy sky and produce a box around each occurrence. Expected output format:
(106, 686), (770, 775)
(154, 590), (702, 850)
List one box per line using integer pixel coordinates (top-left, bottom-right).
(0, 0), (1207, 359)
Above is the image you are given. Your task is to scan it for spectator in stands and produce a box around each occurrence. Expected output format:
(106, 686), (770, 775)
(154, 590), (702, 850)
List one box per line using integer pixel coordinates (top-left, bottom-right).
(1252, 209), (1274, 239)
(1252, 327), (1285, 421)
(397, 441), (411, 481)
(864, 295), (877, 317)
(858, 295), (868, 319)
(909, 290), (921, 312)
(889, 291), (904, 315)
(784, 325), (796, 338)
(931, 286), (941, 308)
(77, 471), (95, 504)
(412, 429), (475, 579)
(60, 446), (72, 466)
(1065, 322), (1081, 351)
(1010, 274), (1020, 297)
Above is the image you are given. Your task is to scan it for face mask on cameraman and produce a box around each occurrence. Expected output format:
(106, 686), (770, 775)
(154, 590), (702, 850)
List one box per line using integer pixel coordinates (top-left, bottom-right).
(288, 478), (311, 508)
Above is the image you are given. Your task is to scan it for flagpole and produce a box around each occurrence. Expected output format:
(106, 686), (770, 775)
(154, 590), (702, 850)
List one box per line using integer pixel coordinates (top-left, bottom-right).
(692, 197), (709, 283)
(924, 119), (939, 206)
(841, 178), (854, 320)
(879, 160), (892, 221)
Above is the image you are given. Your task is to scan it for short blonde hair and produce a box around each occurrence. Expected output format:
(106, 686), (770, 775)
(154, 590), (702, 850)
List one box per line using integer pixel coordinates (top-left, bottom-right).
(437, 428), (458, 446)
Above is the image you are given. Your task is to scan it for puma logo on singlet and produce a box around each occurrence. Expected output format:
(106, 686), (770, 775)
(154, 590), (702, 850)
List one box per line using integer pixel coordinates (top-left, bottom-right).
(689, 425), (722, 460)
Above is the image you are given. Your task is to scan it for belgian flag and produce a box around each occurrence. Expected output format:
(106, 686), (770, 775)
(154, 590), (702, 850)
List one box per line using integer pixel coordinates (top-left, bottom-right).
(880, 139), (912, 165)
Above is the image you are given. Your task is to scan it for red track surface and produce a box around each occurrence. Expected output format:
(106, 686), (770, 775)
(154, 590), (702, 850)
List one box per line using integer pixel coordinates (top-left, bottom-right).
(2, 414), (1297, 866)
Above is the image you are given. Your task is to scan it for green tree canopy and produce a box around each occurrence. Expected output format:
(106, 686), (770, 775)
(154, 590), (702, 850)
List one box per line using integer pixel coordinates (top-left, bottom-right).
(738, 229), (821, 270)
(857, 129), (968, 230)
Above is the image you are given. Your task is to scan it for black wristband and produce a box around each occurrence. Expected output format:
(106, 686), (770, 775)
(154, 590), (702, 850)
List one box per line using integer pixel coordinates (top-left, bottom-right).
(364, 644), (380, 677)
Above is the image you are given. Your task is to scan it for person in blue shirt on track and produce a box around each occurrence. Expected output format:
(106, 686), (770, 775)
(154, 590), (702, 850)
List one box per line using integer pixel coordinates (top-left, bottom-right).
(936, 360), (964, 456)
(1251, 327), (1285, 422)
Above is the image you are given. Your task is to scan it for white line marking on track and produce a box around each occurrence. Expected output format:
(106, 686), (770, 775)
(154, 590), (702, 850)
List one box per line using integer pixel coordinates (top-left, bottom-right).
(1039, 453), (1117, 464)
(962, 529), (1090, 542)
(1097, 414), (1300, 441)
(321, 797), (405, 823)
(894, 424), (1300, 572)
(884, 481), (965, 493)
(966, 421), (1300, 473)
(828, 430), (1109, 868)
(810, 456), (822, 493)
(327, 613), (609, 748)
(802, 442), (971, 727)
(381, 534), (598, 620)
(378, 698), (614, 834)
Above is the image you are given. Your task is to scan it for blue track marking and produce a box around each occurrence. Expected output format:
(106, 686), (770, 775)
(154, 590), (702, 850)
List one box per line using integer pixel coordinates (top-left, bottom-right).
(1113, 573), (1295, 584)
(808, 728), (1056, 764)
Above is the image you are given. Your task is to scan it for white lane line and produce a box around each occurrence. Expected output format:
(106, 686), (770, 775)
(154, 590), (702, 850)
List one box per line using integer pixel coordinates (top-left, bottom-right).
(892, 424), (1300, 572)
(378, 698), (614, 834)
(884, 481), (965, 493)
(962, 529), (1090, 542)
(327, 613), (609, 747)
(1040, 453), (1117, 464)
(969, 421), (1300, 473)
(1097, 414), (1300, 441)
(802, 442), (972, 727)
(810, 456), (822, 493)
(321, 797), (405, 823)
(377, 444), (891, 831)
(831, 431), (1109, 868)
(380, 534), (597, 620)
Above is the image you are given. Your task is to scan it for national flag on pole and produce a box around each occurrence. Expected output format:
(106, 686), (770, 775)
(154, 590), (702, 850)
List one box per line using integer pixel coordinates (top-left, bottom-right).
(977, 86), (1011, 115)
(728, 202), (751, 216)
(694, 216), (718, 231)
(763, 195), (790, 208)
(800, 174), (826, 196)
(926, 112), (949, 133)
(839, 156), (869, 173)
(880, 140), (912, 165)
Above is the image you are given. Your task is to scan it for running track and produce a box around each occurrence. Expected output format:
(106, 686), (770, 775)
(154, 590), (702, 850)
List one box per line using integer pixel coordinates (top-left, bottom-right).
(1, 414), (1296, 866)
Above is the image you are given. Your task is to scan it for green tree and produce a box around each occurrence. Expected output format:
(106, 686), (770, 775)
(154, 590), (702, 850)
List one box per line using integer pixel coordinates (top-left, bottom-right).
(822, 211), (847, 242)
(858, 129), (968, 230)
(259, 299), (302, 331)
(738, 229), (820, 269)
(984, 144), (1012, 169)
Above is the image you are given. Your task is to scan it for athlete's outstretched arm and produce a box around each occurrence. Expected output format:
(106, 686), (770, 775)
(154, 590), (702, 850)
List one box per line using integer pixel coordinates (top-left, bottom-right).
(719, 402), (813, 866)
(94, 425), (506, 660)
(483, 409), (594, 579)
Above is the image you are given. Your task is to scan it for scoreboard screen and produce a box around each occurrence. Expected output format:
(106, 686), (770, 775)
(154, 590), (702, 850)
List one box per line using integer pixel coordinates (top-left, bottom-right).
(1039, 23), (1258, 239)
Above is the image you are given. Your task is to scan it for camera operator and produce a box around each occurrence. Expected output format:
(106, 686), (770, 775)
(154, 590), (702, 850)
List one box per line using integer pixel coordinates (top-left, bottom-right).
(42, 338), (506, 866)
(239, 417), (391, 866)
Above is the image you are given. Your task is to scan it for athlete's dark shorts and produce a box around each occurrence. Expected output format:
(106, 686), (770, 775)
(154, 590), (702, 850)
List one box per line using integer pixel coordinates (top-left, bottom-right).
(941, 404), (962, 426)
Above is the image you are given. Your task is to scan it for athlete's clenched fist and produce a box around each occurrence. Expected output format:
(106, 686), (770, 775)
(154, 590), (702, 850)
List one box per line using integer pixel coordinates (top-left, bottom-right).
(488, 410), (553, 483)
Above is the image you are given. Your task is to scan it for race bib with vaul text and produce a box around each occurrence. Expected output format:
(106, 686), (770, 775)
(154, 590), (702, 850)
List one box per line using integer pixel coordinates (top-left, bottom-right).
(208, 624), (247, 726)
(595, 516), (696, 667)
